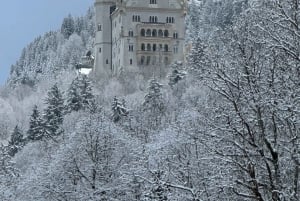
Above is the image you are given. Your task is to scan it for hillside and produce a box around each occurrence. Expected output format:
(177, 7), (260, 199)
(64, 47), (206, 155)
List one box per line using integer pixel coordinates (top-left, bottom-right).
(0, 1), (299, 201)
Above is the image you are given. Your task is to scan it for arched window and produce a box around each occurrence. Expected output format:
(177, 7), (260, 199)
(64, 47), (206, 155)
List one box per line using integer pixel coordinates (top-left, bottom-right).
(153, 44), (157, 51)
(147, 44), (151, 51)
(173, 32), (178, 39)
(152, 56), (156, 65)
(152, 29), (157, 37)
(155, 16), (158, 23)
(158, 29), (163, 37)
(97, 24), (102, 31)
(164, 30), (169, 37)
(164, 44), (169, 52)
(141, 56), (145, 65)
(146, 56), (151, 65)
(141, 43), (145, 51)
(146, 29), (151, 36)
(141, 29), (145, 36)
(129, 30), (134, 37)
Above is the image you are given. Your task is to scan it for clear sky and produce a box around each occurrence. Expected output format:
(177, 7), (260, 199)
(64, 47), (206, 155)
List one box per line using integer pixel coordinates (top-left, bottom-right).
(0, 0), (94, 85)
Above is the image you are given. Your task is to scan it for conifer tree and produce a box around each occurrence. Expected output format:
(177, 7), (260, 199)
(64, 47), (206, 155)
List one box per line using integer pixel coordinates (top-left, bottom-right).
(66, 77), (82, 113)
(143, 78), (165, 114)
(61, 14), (75, 39)
(8, 126), (24, 156)
(111, 97), (129, 122)
(27, 105), (44, 141)
(142, 78), (165, 128)
(78, 75), (95, 111)
(66, 75), (96, 113)
(168, 62), (186, 88)
(43, 84), (64, 137)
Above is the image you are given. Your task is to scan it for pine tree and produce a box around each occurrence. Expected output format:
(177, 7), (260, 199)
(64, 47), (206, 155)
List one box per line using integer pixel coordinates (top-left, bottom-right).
(66, 77), (82, 113)
(143, 78), (165, 114)
(0, 145), (19, 185)
(188, 37), (211, 78)
(111, 97), (129, 122)
(61, 14), (75, 39)
(8, 126), (24, 156)
(27, 105), (44, 141)
(43, 84), (64, 137)
(78, 75), (96, 111)
(168, 62), (186, 88)
(142, 78), (165, 128)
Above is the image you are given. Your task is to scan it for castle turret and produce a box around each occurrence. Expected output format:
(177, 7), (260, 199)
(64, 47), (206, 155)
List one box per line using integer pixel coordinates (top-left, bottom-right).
(94, 0), (116, 78)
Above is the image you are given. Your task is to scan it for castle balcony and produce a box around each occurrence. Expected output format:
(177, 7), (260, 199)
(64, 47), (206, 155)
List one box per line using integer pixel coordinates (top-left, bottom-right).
(136, 50), (173, 56)
(75, 56), (94, 70)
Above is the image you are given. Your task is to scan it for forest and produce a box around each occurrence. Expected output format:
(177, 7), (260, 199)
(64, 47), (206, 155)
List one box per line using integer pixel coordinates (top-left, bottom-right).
(0, 0), (299, 200)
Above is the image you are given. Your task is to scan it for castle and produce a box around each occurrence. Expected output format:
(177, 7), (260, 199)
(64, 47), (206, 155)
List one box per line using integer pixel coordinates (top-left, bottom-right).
(93, 0), (187, 77)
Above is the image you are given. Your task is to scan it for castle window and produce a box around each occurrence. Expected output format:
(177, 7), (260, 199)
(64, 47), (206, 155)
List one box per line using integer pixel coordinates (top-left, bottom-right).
(99, 48), (102, 53)
(141, 43), (145, 51)
(141, 29), (145, 37)
(129, 30), (134, 37)
(147, 44), (151, 51)
(141, 56), (145, 65)
(166, 17), (175, 23)
(106, 59), (109, 64)
(152, 29), (157, 37)
(146, 29), (151, 37)
(149, 16), (158, 23)
(153, 44), (157, 51)
(146, 56), (151, 65)
(130, 59), (133, 65)
(152, 56), (156, 65)
(133, 15), (141, 22)
(164, 44), (169, 52)
(129, 45), (134, 52)
(164, 30), (169, 37)
(173, 46), (178, 53)
(97, 24), (102, 31)
(158, 30), (163, 37)
(150, 0), (157, 4)
(173, 32), (178, 39)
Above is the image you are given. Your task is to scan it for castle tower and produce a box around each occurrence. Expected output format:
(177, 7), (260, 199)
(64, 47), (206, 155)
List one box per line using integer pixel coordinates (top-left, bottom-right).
(94, 0), (116, 78)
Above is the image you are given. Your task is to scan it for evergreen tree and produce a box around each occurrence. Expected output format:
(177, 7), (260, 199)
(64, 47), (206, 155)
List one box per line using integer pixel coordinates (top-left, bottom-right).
(143, 78), (165, 114)
(61, 14), (75, 39)
(78, 75), (96, 111)
(27, 105), (44, 141)
(66, 77), (82, 113)
(188, 37), (211, 78)
(142, 78), (165, 128)
(66, 75), (96, 113)
(8, 126), (24, 156)
(111, 97), (129, 123)
(168, 62), (186, 88)
(43, 84), (64, 137)
(0, 145), (19, 185)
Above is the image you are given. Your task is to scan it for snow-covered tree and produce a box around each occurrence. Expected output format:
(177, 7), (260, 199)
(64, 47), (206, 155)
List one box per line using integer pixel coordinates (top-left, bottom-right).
(61, 14), (75, 39)
(65, 76), (82, 113)
(78, 75), (96, 111)
(111, 97), (129, 123)
(27, 105), (44, 141)
(168, 62), (186, 88)
(43, 84), (64, 138)
(8, 125), (24, 156)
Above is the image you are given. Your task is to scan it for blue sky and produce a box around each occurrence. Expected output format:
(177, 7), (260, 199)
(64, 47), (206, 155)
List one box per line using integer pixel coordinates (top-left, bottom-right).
(0, 0), (94, 85)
